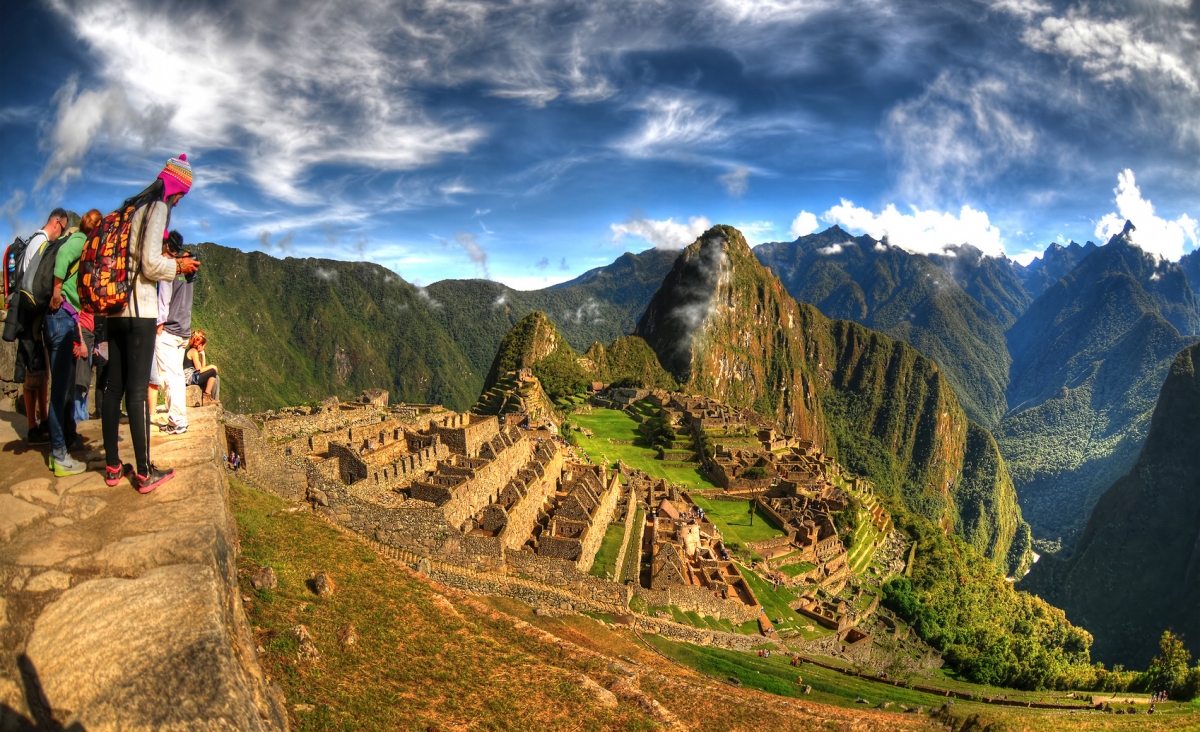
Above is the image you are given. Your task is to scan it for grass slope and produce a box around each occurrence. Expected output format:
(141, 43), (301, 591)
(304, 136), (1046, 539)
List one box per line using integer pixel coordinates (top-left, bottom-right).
(232, 478), (957, 731)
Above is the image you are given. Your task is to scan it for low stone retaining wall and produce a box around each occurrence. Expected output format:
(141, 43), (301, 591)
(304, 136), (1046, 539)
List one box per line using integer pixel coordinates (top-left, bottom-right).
(0, 405), (287, 730)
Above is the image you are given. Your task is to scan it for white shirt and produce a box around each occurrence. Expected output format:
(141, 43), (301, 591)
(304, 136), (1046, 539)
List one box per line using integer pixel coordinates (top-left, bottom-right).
(21, 230), (48, 271)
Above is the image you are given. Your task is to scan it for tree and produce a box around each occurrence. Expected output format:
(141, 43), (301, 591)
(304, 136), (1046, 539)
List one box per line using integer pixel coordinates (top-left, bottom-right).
(1147, 631), (1192, 696)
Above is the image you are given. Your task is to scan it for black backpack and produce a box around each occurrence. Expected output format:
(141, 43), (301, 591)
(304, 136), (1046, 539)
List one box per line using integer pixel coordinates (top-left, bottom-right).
(3, 235), (31, 306)
(20, 234), (73, 314)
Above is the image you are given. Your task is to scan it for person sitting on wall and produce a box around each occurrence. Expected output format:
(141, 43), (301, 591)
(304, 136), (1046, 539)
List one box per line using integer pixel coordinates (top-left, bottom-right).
(183, 329), (220, 405)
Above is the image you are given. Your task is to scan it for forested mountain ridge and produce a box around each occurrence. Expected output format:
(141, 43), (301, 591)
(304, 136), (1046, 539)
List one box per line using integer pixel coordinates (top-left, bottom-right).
(1021, 341), (1200, 668)
(191, 244), (480, 413)
(1017, 240), (1099, 298)
(637, 225), (1030, 574)
(755, 228), (1013, 427)
(424, 247), (679, 390)
(998, 222), (1200, 544)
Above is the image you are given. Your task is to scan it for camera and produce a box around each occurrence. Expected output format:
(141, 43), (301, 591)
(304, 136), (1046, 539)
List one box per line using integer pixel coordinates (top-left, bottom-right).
(167, 230), (200, 283)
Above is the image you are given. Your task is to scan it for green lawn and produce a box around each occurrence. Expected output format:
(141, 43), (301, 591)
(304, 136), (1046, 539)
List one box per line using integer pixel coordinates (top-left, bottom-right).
(740, 568), (812, 635)
(588, 522), (628, 580)
(778, 561), (817, 578)
(689, 495), (786, 545)
(570, 409), (717, 490)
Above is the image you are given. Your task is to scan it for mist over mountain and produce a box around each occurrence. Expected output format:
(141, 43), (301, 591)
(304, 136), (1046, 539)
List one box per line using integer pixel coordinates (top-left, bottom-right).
(1021, 341), (1200, 667)
(926, 244), (1032, 328)
(999, 222), (1200, 544)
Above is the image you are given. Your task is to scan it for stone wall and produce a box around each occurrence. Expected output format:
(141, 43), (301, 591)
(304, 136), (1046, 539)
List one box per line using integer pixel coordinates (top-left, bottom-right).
(574, 473), (622, 573)
(496, 443), (562, 552)
(0, 406), (287, 730)
(506, 551), (632, 608)
(609, 487), (639, 584)
(632, 583), (761, 625)
(0, 309), (21, 412)
(430, 413), (500, 457)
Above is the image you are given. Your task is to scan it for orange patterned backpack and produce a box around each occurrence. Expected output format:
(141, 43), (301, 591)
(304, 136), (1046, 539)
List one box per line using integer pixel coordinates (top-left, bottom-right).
(77, 205), (137, 315)
(77, 181), (163, 315)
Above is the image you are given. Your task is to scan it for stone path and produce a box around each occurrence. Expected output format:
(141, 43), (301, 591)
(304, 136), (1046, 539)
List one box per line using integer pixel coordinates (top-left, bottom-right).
(0, 406), (287, 731)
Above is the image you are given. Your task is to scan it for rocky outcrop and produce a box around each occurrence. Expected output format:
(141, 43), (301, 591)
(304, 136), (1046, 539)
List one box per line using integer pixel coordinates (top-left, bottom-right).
(0, 406), (287, 731)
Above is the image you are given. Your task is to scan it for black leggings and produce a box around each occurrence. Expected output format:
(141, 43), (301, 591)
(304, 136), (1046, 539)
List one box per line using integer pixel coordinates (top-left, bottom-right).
(102, 317), (157, 475)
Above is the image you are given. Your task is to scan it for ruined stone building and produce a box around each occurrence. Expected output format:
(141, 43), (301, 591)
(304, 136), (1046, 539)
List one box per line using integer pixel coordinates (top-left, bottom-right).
(531, 462), (621, 572)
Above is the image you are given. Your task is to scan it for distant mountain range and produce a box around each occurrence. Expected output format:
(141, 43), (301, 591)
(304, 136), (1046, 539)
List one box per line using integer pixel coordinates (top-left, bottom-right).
(755, 224), (1200, 548)
(1021, 341), (1200, 667)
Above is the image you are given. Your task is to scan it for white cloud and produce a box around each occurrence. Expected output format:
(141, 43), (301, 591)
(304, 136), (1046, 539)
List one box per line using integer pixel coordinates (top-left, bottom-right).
(824, 199), (1006, 257)
(1094, 169), (1197, 260)
(719, 166), (750, 197)
(1011, 250), (1044, 266)
(733, 221), (776, 245)
(789, 210), (819, 238)
(884, 73), (1039, 206)
(817, 243), (844, 255)
(1023, 10), (1197, 91)
(615, 92), (729, 159)
(611, 215), (713, 250)
(439, 231), (491, 279)
(989, 0), (1049, 20)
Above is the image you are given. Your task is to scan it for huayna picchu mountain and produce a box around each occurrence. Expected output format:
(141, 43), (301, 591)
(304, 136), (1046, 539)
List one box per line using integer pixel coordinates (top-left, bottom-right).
(755, 227), (1013, 427)
(1021, 340), (1200, 668)
(637, 225), (1031, 574)
(998, 221), (1200, 545)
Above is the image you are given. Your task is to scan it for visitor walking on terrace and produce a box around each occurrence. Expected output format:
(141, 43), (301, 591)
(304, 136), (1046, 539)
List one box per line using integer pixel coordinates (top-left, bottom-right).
(100, 154), (201, 493)
(183, 329), (219, 405)
(44, 209), (103, 476)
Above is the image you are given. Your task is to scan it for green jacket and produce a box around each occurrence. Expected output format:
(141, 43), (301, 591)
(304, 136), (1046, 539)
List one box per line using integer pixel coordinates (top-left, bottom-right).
(54, 231), (86, 310)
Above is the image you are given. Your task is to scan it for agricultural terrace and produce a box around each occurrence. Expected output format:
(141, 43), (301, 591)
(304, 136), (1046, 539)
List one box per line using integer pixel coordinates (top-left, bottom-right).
(568, 409), (717, 490)
(738, 569), (835, 639)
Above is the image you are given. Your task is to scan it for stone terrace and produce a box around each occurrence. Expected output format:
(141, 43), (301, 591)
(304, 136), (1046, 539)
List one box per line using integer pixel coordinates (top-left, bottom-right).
(0, 406), (285, 730)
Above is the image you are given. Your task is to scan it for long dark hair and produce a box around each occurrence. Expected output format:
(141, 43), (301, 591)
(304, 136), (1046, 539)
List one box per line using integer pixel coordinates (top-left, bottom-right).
(124, 177), (169, 266)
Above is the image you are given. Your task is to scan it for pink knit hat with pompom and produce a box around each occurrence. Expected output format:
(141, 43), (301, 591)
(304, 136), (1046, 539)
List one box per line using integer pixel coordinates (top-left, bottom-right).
(158, 153), (193, 199)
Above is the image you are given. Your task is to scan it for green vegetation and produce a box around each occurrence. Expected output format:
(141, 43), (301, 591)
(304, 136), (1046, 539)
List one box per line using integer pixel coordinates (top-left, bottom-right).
(1001, 234), (1200, 544)
(588, 522), (628, 580)
(1021, 342), (1200, 670)
(646, 636), (1200, 729)
(777, 562), (816, 578)
(192, 244), (480, 413)
(689, 495), (785, 545)
(569, 409), (716, 490)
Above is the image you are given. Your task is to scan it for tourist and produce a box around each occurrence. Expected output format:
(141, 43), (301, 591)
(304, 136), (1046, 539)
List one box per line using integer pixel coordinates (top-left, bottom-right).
(100, 155), (201, 493)
(71, 210), (103, 426)
(155, 231), (195, 435)
(12, 208), (70, 444)
(43, 209), (102, 475)
(184, 329), (220, 405)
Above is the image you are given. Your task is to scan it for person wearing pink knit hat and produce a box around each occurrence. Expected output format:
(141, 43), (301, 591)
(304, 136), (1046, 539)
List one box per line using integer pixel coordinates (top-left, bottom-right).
(100, 153), (200, 495)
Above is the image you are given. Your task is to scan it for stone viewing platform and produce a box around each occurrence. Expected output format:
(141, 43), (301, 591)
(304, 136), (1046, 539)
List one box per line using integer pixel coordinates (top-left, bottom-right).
(0, 406), (287, 730)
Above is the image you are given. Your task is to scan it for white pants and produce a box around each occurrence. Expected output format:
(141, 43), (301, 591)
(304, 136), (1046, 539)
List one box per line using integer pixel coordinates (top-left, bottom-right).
(156, 331), (188, 429)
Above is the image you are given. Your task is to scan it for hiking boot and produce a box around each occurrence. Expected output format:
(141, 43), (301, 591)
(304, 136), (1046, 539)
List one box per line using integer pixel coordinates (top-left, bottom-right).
(26, 425), (49, 445)
(52, 452), (86, 477)
(135, 466), (175, 494)
(105, 463), (134, 486)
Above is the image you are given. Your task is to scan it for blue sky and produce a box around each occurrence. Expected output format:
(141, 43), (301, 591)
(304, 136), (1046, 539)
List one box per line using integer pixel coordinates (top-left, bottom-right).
(2, 0), (1198, 288)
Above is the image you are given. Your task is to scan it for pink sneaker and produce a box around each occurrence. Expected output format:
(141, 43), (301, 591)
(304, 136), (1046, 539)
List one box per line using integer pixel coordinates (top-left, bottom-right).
(135, 466), (175, 494)
(105, 463), (134, 486)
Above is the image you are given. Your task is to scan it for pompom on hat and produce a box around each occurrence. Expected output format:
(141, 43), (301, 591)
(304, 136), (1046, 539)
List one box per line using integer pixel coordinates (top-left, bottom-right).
(158, 153), (193, 199)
